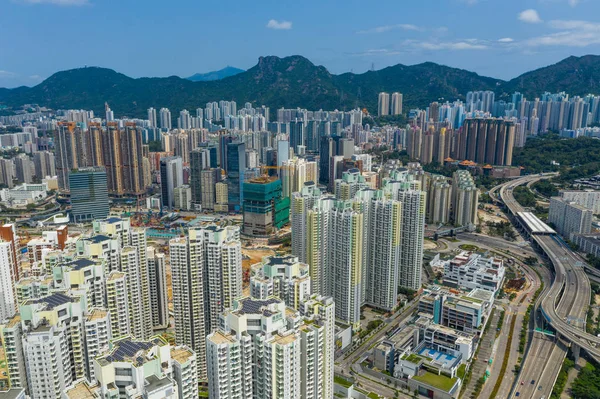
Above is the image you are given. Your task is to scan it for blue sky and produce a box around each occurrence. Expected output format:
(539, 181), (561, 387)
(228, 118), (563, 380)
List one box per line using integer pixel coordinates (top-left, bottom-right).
(1, 0), (599, 87)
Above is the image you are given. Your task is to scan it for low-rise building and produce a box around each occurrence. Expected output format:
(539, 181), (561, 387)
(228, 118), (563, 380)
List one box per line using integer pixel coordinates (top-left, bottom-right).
(443, 251), (505, 293)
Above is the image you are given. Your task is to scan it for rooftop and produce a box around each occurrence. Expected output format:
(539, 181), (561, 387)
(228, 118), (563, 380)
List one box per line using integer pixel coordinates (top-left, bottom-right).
(517, 211), (556, 235)
(0, 389), (25, 399)
(64, 382), (98, 399)
(145, 375), (173, 393)
(208, 331), (236, 345)
(412, 371), (458, 392)
(272, 332), (297, 345)
(68, 258), (97, 270)
(236, 297), (280, 315)
(29, 292), (73, 310)
(87, 309), (108, 322)
(171, 347), (195, 364)
(102, 337), (165, 366)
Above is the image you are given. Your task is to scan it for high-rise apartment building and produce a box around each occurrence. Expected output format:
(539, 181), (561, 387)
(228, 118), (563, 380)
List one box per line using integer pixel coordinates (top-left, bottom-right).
(0, 241), (16, 322)
(148, 107), (157, 128)
(549, 197), (593, 240)
(206, 295), (335, 399)
(457, 118), (516, 166)
(428, 175), (452, 224)
(55, 122), (79, 190)
(280, 157), (318, 198)
(160, 156), (184, 210)
(33, 151), (56, 179)
(378, 92), (390, 116)
(391, 92), (403, 115)
(170, 231), (208, 381)
(290, 183), (323, 266)
(328, 201), (364, 328)
(106, 271), (130, 338)
(200, 225), (243, 333)
(160, 108), (172, 130)
(451, 170), (479, 227)
(147, 246), (169, 329)
(250, 255), (311, 309)
(169, 225), (242, 381)
(385, 173), (426, 291)
(355, 190), (402, 311)
(334, 169), (368, 200)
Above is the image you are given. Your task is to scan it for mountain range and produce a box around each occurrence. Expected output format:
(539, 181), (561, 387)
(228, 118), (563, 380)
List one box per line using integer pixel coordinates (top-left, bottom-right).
(186, 66), (245, 82)
(1, 55), (600, 119)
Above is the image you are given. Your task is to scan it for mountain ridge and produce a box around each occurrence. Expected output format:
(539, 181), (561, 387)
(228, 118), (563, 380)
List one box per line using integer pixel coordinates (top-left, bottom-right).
(1, 54), (599, 118)
(186, 66), (245, 82)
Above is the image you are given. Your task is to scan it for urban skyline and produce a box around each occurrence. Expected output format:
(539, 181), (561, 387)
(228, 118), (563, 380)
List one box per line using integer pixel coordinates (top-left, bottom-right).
(2, 1), (600, 88)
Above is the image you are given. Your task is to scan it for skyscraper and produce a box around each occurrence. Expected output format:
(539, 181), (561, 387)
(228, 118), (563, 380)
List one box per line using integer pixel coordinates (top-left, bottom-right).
(328, 201), (364, 328)
(160, 108), (172, 130)
(378, 92), (390, 116)
(355, 190), (402, 311)
(391, 92), (403, 115)
(147, 246), (169, 330)
(148, 107), (157, 128)
(0, 240), (16, 322)
(396, 185), (426, 290)
(451, 170), (479, 227)
(160, 156), (184, 210)
(33, 151), (56, 179)
(55, 122), (79, 191)
(170, 231), (208, 381)
(200, 225), (243, 333)
(69, 167), (110, 223)
(226, 142), (246, 211)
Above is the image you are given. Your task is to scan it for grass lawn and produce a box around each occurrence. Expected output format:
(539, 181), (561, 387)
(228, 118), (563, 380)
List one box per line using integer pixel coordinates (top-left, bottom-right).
(413, 371), (458, 392)
(457, 364), (467, 379)
(334, 375), (353, 388)
(459, 244), (479, 251)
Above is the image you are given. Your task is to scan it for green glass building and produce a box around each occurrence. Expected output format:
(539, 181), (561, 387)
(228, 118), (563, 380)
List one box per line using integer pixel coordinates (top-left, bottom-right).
(242, 176), (290, 236)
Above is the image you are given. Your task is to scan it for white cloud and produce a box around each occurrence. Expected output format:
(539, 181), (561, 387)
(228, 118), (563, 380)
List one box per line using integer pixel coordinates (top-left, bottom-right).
(498, 37), (515, 42)
(524, 19), (600, 47)
(266, 19), (292, 30)
(17, 0), (89, 5)
(0, 70), (16, 77)
(28, 75), (42, 81)
(539, 0), (581, 6)
(548, 19), (600, 31)
(519, 9), (543, 24)
(525, 30), (600, 47)
(404, 39), (488, 51)
(357, 24), (421, 34)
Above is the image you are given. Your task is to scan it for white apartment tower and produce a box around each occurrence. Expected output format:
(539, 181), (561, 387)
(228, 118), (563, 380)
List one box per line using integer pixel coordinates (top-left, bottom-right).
(206, 296), (335, 399)
(160, 107), (172, 130)
(355, 190), (402, 311)
(170, 230), (208, 380)
(328, 202), (364, 328)
(391, 92), (403, 115)
(378, 92), (390, 116)
(0, 241), (16, 322)
(148, 107), (157, 128)
(201, 225), (243, 333)
(250, 255), (311, 309)
(106, 271), (130, 339)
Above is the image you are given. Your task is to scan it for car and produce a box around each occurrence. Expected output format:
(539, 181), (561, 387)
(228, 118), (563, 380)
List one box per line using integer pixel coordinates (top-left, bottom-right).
(515, 393), (520, 397)
(538, 386), (542, 391)
(521, 381), (524, 385)
(531, 380), (535, 384)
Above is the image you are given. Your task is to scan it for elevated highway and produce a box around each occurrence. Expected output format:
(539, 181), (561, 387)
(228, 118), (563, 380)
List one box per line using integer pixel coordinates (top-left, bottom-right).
(494, 175), (598, 398)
